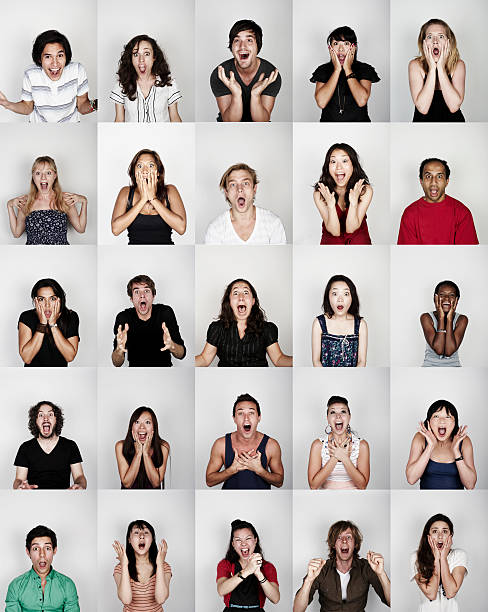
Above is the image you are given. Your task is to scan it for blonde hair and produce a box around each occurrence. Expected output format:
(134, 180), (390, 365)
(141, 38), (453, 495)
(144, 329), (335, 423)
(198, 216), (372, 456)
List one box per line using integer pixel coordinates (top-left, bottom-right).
(416, 19), (460, 76)
(219, 163), (259, 206)
(26, 156), (67, 215)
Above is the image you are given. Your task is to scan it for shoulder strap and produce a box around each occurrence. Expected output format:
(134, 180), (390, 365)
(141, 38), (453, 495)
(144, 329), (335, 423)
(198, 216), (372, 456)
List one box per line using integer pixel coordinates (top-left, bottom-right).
(354, 316), (361, 334)
(126, 185), (135, 210)
(317, 314), (327, 333)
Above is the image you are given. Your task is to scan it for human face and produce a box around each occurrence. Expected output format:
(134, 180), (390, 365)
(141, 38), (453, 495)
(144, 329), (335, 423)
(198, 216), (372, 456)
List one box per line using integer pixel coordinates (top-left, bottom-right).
(429, 407), (455, 442)
(224, 170), (256, 214)
(130, 282), (154, 319)
(232, 527), (257, 561)
(329, 281), (352, 316)
(135, 153), (158, 180)
(27, 536), (56, 577)
(231, 30), (258, 70)
(233, 401), (261, 438)
(424, 25), (448, 62)
(327, 403), (350, 436)
(329, 149), (353, 188)
(36, 405), (57, 439)
(36, 287), (58, 321)
(129, 524), (153, 556)
(429, 520), (451, 551)
(330, 38), (353, 65)
(132, 411), (154, 445)
(229, 282), (255, 322)
(132, 40), (155, 78)
(41, 43), (66, 81)
(334, 528), (355, 562)
(32, 162), (56, 194)
(435, 284), (457, 316)
(420, 161), (449, 203)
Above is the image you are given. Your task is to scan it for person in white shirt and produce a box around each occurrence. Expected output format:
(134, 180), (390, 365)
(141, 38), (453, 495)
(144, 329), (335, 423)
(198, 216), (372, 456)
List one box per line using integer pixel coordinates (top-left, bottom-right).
(204, 163), (286, 244)
(0, 30), (96, 122)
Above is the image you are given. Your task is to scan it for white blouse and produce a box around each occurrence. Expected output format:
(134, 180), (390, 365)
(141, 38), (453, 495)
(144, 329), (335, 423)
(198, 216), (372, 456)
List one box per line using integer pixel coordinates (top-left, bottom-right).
(110, 78), (182, 122)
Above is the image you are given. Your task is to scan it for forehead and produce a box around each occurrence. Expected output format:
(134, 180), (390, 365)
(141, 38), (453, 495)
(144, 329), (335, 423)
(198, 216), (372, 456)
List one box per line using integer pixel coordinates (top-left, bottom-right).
(135, 411), (153, 422)
(235, 401), (257, 413)
(430, 520), (450, 531)
(430, 407), (451, 418)
(30, 536), (54, 549)
(37, 404), (55, 415)
(425, 25), (447, 36)
(42, 42), (65, 56)
(130, 524), (150, 534)
(33, 162), (54, 173)
(233, 30), (256, 41)
(233, 527), (254, 539)
(227, 169), (254, 184)
(437, 284), (456, 294)
(328, 402), (348, 412)
(422, 162), (446, 176)
(136, 154), (156, 165)
(330, 149), (350, 160)
(330, 281), (350, 292)
(36, 286), (55, 297)
(231, 282), (252, 293)
(338, 528), (354, 539)
(331, 37), (350, 44)
(132, 283), (151, 292)
(133, 40), (153, 53)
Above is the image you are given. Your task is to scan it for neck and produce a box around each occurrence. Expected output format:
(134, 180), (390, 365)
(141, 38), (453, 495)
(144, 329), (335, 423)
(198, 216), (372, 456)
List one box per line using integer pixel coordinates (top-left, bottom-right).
(235, 430), (260, 446)
(335, 185), (346, 197)
(135, 553), (151, 565)
(38, 434), (58, 445)
(136, 307), (153, 321)
(330, 432), (348, 445)
(436, 439), (450, 449)
(235, 57), (259, 78)
(230, 204), (255, 223)
(137, 73), (156, 84)
(236, 318), (248, 331)
(336, 557), (353, 573)
(37, 191), (54, 201)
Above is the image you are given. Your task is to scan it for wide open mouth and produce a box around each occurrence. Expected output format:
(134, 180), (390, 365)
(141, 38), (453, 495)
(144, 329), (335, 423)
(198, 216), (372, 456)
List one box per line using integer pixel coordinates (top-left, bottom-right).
(42, 423), (51, 435)
(138, 432), (147, 442)
(432, 47), (440, 57)
(240, 547), (250, 558)
(243, 423), (251, 432)
(238, 51), (250, 62)
(138, 541), (146, 551)
(335, 172), (346, 183)
(237, 304), (247, 316)
(340, 545), (350, 555)
(437, 427), (447, 437)
(40, 181), (49, 190)
(138, 300), (148, 312)
(47, 67), (62, 79)
(429, 188), (439, 198)
(236, 196), (246, 208)
(334, 422), (344, 432)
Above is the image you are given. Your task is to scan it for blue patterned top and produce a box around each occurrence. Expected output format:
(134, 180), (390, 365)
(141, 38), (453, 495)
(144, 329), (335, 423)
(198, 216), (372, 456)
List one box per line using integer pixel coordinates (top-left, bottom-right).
(317, 314), (360, 367)
(25, 210), (69, 245)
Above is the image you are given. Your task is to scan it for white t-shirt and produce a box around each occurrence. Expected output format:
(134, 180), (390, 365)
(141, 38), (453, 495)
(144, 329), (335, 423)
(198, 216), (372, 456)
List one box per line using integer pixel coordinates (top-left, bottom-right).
(410, 548), (468, 611)
(204, 206), (286, 244)
(110, 78), (182, 122)
(21, 62), (89, 123)
(337, 569), (351, 600)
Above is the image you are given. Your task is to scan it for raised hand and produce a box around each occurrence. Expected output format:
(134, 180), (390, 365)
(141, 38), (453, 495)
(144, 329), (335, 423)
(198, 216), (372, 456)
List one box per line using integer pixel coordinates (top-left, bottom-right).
(160, 322), (174, 352)
(418, 421), (437, 448)
(367, 551), (385, 575)
(156, 539), (168, 566)
(34, 297), (48, 325)
(231, 450), (246, 473)
(330, 438), (351, 463)
(146, 169), (158, 201)
(251, 70), (279, 97)
(329, 46), (341, 72)
(450, 425), (467, 456)
(428, 534), (441, 562)
(163, 562), (172, 576)
(135, 169), (150, 204)
(434, 293), (444, 320)
(440, 534), (452, 560)
(142, 430), (154, 455)
(217, 66), (242, 97)
(8, 195), (27, 211)
(19, 480), (38, 489)
(438, 38), (450, 70)
(349, 179), (365, 207)
(238, 450), (262, 473)
(132, 430), (144, 455)
(343, 45), (356, 72)
(116, 323), (129, 352)
(246, 553), (263, 575)
(447, 297), (458, 321)
(307, 558), (326, 580)
(423, 40), (437, 70)
(113, 540), (129, 567)
(317, 182), (336, 208)
(47, 297), (60, 325)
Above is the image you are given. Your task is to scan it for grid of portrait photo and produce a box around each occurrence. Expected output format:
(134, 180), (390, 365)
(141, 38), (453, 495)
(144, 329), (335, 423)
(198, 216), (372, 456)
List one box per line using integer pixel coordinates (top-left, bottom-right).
(0, 0), (487, 610)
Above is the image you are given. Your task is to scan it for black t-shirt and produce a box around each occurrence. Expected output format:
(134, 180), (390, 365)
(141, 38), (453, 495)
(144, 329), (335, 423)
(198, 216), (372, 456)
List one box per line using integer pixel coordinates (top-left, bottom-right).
(18, 309), (80, 367)
(14, 436), (82, 489)
(206, 320), (278, 367)
(310, 60), (380, 122)
(113, 303), (185, 367)
(210, 57), (281, 122)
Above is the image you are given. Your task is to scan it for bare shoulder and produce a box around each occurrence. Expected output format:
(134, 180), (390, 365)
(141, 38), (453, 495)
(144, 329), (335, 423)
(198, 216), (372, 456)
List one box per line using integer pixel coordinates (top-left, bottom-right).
(310, 438), (323, 452)
(118, 185), (130, 198)
(359, 318), (368, 330)
(456, 314), (468, 325)
(115, 439), (124, 452)
(162, 440), (170, 453)
(359, 438), (369, 451)
(409, 58), (423, 74)
(166, 184), (179, 196)
(267, 436), (282, 452)
(420, 312), (432, 325)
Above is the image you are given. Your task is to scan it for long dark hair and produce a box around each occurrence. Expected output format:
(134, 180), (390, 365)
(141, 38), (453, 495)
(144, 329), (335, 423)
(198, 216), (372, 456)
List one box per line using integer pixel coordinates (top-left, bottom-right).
(30, 278), (73, 338)
(424, 400), (459, 440)
(225, 519), (264, 565)
(322, 275), (360, 318)
(122, 407), (168, 489)
(128, 149), (167, 202)
(218, 279), (266, 334)
(117, 35), (172, 101)
(314, 143), (369, 208)
(125, 520), (158, 581)
(416, 514), (454, 583)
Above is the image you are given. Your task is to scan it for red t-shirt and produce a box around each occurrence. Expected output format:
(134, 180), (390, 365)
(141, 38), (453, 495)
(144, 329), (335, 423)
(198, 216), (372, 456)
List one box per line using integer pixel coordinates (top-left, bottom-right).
(216, 559), (278, 608)
(397, 194), (478, 245)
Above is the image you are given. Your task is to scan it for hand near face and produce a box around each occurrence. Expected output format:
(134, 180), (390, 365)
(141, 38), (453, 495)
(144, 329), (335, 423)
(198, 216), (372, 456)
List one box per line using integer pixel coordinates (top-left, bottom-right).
(343, 45), (356, 71)
(251, 70), (279, 96)
(145, 169), (157, 201)
(34, 298), (48, 325)
(423, 40), (437, 70)
(132, 430), (144, 455)
(434, 293), (444, 319)
(438, 38), (450, 69)
(328, 46), (341, 72)
(307, 558), (326, 581)
(317, 182), (336, 208)
(156, 539), (168, 566)
(135, 169), (150, 204)
(238, 450), (262, 473)
(47, 297), (60, 325)
(218, 66), (242, 97)
(160, 322), (174, 352)
(113, 540), (129, 568)
(349, 179), (365, 207)
(19, 480), (38, 489)
(367, 551), (384, 575)
(418, 421), (437, 448)
(440, 534), (452, 559)
(428, 535), (441, 562)
(116, 323), (129, 352)
(246, 553), (262, 575)
(446, 297), (458, 321)
(450, 424), (467, 456)
(142, 430), (153, 455)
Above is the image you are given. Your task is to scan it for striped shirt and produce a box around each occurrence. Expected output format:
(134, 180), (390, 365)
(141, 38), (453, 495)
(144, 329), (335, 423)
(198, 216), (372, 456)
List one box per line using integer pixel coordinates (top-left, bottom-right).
(113, 565), (163, 611)
(207, 320), (278, 367)
(110, 78), (182, 122)
(21, 62), (89, 123)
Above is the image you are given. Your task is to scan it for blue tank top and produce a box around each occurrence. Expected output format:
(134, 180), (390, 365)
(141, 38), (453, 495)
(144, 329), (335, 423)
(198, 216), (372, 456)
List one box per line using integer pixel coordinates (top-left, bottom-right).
(419, 441), (463, 489)
(222, 433), (270, 490)
(317, 314), (360, 367)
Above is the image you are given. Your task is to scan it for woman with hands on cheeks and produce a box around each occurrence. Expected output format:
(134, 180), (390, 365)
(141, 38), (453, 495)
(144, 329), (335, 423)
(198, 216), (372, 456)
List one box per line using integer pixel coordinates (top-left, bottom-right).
(311, 26), (380, 122)
(7, 156), (87, 244)
(217, 519), (279, 611)
(409, 19), (465, 121)
(406, 400), (476, 490)
(314, 143), (373, 244)
(308, 395), (370, 490)
(111, 149), (186, 245)
(421, 280), (467, 367)
(412, 514), (467, 611)
(18, 278), (79, 367)
(115, 407), (169, 489)
(113, 520), (171, 611)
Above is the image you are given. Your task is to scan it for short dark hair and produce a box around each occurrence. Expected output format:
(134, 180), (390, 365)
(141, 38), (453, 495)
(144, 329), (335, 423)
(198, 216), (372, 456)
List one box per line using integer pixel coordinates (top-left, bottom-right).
(26, 525), (57, 550)
(127, 275), (156, 297)
(327, 520), (362, 559)
(327, 26), (358, 47)
(419, 158), (450, 180)
(434, 280), (460, 298)
(232, 393), (261, 417)
(228, 20), (263, 53)
(327, 396), (350, 414)
(32, 30), (72, 66)
(28, 401), (64, 437)
(424, 400), (459, 440)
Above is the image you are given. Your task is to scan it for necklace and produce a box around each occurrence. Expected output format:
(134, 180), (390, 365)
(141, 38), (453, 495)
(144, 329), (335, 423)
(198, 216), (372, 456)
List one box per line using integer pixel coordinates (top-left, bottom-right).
(337, 84), (345, 115)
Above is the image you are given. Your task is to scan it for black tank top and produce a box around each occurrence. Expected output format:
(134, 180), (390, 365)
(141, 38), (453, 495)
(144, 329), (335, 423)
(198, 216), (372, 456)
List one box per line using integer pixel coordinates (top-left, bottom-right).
(126, 185), (174, 244)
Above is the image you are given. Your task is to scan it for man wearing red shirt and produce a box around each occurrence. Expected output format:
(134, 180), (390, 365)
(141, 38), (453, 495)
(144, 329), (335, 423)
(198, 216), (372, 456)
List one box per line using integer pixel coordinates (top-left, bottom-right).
(397, 158), (478, 245)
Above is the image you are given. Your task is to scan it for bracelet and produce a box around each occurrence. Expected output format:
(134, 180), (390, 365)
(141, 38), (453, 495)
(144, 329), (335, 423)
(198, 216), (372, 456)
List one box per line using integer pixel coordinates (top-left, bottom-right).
(36, 324), (48, 333)
(345, 72), (356, 80)
(48, 323), (58, 329)
(454, 455), (463, 462)
(436, 329), (447, 333)
(90, 98), (98, 111)
(237, 571), (245, 580)
(259, 576), (268, 584)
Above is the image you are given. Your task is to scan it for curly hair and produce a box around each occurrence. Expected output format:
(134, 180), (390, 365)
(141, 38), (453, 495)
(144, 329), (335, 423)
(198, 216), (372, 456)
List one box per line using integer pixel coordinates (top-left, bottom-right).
(127, 149), (167, 202)
(26, 156), (68, 215)
(218, 278), (266, 334)
(28, 401), (64, 437)
(116, 35), (172, 101)
(416, 514), (453, 583)
(327, 520), (363, 559)
(416, 19), (460, 76)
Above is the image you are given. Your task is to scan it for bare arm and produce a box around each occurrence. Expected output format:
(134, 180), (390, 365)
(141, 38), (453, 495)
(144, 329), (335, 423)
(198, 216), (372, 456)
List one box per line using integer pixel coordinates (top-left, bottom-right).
(205, 438), (240, 487)
(150, 184), (186, 235)
(18, 322), (45, 365)
(343, 439), (370, 489)
(215, 66), (243, 122)
(313, 186), (340, 236)
(115, 440), (143, 488)
(415, 567), (440, 601)
(452, 431), (476, 489)
(140, 442), (169, 488)
(311, 318), (323, 367)
(249, 70), (279, 122)
(357, 319), (368, 367)
(169, 102), (182, 122)
(406, 431), (433, 485)
(293, 559), (325, 612)
(238, 439), (284, 487)
(0, 91), (34, 115)
(307, 439), (337, 489)
(409, 55), (436, 115)
(113, 553), (132, 605)
(13, 466), (38, 489)
(114, 102), (125, 122)
(64, 194), (87, 233)
(195, 342), (218, 367)
(69, 463), (87, 489)
(50, 326), (79, 363)
(440, 559), (466, 599)
(345, 78), (371, 108)
(111, 186), (144, 236)
(7, 196), (27, 238)
(314, 60), (341, 109)
(437, 39), (465, 112)
(267, 341), (292, 367)
(76, 92), (95, 115)
(154, 541), (171, 604)
(345, 183), (373, 234)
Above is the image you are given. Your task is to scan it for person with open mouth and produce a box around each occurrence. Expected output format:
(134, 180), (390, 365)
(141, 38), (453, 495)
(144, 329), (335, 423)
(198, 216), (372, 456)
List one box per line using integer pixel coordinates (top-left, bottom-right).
(210, 19), (281, 122)
(112, 274), (186, 368)
(111, 149), (187, 245)
(217, 519), (280, 610)
(113, 520), (172, 611)
(294, 520), (390, 611)
(397, 158), (478, 245)
(308, 395), (370, 490)
(409, 19), (465, 122)
(13, 399), (87, 490)
(115, 406), (170, 489)
(311, 25), (380, 122)
(204, 162), (286, 245)
(6, 525), (80, 610)
(206, 392), (284, 490)
(312, 274), (368, 367)
(420, 279), (468, 367)
(411, 514), (467, 611)
(0, 29), (96, 122)
(406, 399), (476, 490)
(313, 143), (373, 245)
(195, 278), (292, 367)
(7, 155), (87, 245)
(111, 34), (182, 123)
(18, 278), (80, 367)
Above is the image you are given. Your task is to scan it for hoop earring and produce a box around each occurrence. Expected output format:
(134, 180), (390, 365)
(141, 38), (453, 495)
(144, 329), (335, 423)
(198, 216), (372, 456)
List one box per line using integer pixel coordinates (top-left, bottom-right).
(346, 424), (351, 434)
(325, 424), (332, 435)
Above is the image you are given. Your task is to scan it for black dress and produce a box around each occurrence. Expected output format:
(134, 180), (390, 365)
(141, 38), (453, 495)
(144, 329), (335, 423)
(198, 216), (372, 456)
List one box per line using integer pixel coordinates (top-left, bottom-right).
(310, 60), (380, 122)
(413, 89), (464, 122)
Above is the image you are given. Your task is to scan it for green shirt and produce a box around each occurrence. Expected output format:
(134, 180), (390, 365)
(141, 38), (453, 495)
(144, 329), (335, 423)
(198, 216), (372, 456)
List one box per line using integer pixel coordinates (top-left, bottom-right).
(5, 567), (80, 612)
